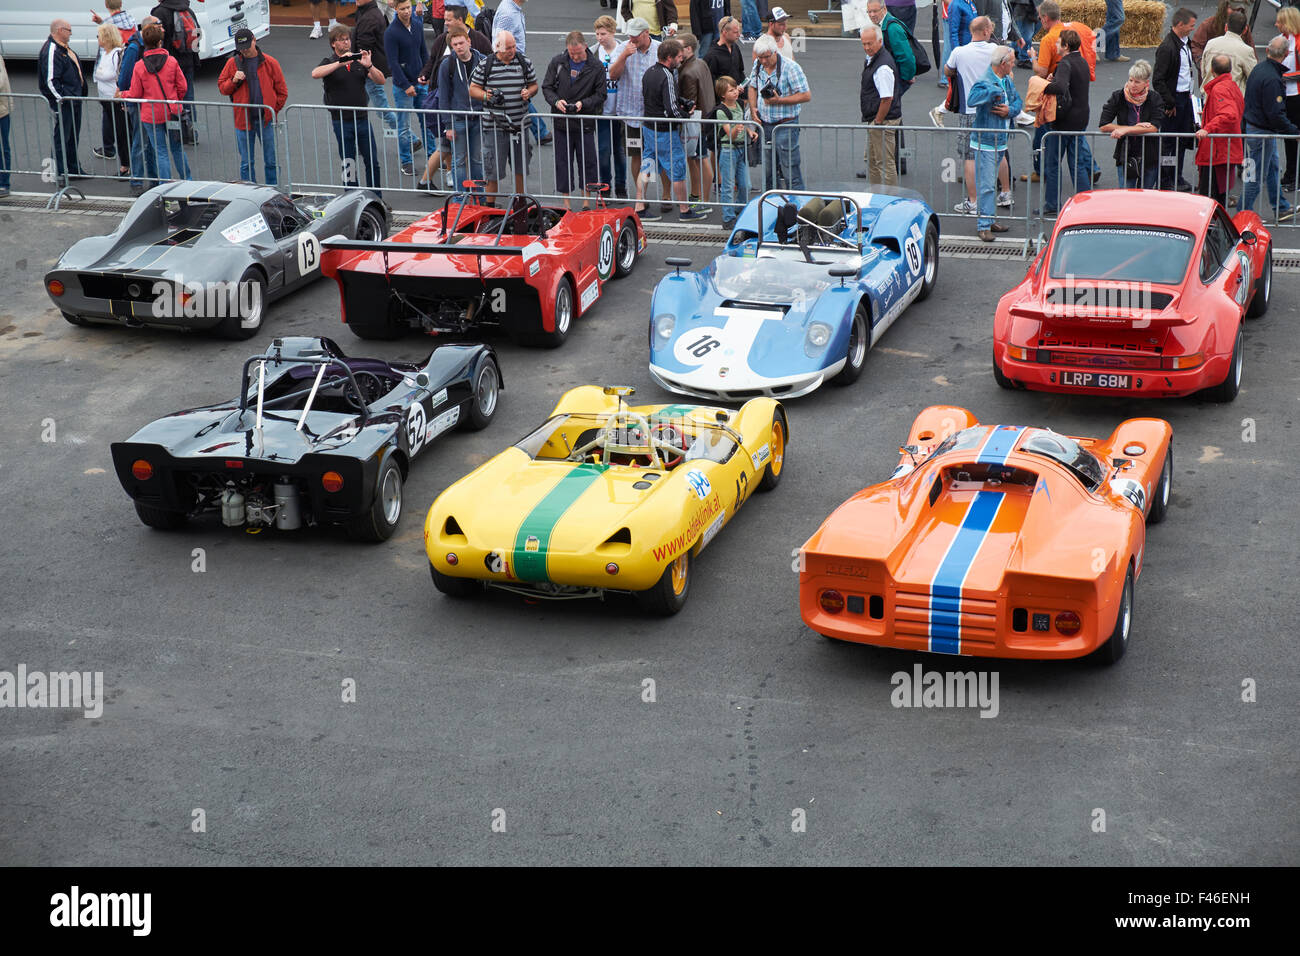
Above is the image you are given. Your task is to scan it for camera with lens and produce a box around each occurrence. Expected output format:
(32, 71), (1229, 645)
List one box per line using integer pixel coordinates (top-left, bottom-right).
(485, 89), (507, 109)
(760, 83), (779, 100)
(677, 97), (696, 114)
(338, 51), (365, 63)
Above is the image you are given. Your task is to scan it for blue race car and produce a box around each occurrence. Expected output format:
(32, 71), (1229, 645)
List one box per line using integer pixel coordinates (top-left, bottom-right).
(648, 189), (939, 400)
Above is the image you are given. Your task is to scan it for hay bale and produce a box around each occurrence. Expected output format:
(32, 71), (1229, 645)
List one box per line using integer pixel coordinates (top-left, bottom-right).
(1033, 1), (1170, 50)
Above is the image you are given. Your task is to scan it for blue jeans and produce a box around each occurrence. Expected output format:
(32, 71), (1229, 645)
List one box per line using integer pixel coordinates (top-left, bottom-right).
(741, 0), (763, 36)
(717, 143), (749, 223)
(447, 116), (484, 191)
(698, 32), (716, 56)
(1243, 124), (1292, 214)
(886, 3), (917, 33)
(331, 116), (382, 192)
(1014, 16), (1038, 64)
(976, 147), (1002, 230)
(0, 115), (10, 189)
(1117, 163), (1158, 189)
(236, 121), (278, 185)
(392, 85), (434, 165)
(761, 120), (804, 191)
(1042, 130), (1091, 212)
(1102, 0), (1127, 60)
(527, 100), (549, 140)
(596, 117), (627, 193)
(365, 77), (399, 134)
(145, 122), (191, 180)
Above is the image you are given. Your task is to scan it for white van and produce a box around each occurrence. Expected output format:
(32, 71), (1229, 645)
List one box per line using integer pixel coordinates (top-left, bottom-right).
(0, 0), (271, 61)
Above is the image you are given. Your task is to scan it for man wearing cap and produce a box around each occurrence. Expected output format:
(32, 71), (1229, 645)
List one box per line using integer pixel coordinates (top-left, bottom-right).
(610, 19), (668, 208)
(218, 29), (288, 185)
(766, 8), (796, 61)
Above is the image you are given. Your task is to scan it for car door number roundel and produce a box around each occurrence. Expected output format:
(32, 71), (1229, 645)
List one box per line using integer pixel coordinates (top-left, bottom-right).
(596, 224), (616, 280)
(406, 403), (427, 452)
(904, 235), (922, 277)
(297, 232), (321, 274)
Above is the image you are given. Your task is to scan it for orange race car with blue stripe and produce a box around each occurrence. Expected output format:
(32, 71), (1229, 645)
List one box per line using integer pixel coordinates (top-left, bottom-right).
(799, 406), (1173, 663)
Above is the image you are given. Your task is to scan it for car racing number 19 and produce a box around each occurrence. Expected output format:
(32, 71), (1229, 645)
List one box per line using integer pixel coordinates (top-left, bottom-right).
(904, 222), (923, 279)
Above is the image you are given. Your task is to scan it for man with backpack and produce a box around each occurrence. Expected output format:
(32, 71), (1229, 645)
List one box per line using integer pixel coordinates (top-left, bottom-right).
(469, 29), (538, 198)
(861, 0), (916, 177)
(435, 22), (486, 192)
(150, 0), (200, 145)
(218, 29), (288, 186)
(119, 21), (191, 181)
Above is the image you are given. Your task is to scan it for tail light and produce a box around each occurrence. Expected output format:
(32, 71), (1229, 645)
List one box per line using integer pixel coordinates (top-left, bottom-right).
(819, 589), (845, 614)
(446, 553), (458, 566)
(131, 459), (153, 480)
(1165, 352), (1203, 370)
(47, 279), (65, 297)
(605, 563), (619, 575)
(1006, 345), (1032, 361)
(322, 471), (344, 493)
(1055, 611), (1082, 636)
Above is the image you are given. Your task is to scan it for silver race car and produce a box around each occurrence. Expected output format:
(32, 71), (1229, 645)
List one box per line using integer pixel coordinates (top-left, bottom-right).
(44, 181), (389, 340)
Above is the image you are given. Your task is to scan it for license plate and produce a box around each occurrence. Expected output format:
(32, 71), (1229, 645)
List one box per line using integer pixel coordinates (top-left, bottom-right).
(1060, 371), (1130, 389)
(228, 19), (246, 37)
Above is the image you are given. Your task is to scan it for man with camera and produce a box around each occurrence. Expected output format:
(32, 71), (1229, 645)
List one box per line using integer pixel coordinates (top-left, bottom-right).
(542, 31), (607, 209)
(312, 25), (385, 192)
(469, 29), (539, 198)
(639, 38), (707, 221)
(746, 33), (809, 190)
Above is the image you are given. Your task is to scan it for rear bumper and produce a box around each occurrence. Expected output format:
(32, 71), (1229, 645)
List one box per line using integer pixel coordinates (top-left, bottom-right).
(800, 573), (1109, 660)
(993, 344), (1229, 398)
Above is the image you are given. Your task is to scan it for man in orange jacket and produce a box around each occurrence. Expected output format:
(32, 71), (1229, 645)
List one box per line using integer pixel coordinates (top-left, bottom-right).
(218, 29), (288, 185)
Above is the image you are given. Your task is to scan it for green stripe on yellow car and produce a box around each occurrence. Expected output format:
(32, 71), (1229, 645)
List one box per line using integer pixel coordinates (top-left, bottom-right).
(512, 463), (609, 582)
(649, 404), (699, 421)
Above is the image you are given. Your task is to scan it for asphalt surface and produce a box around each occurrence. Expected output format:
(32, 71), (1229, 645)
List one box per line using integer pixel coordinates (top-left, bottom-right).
(0, 197), (1296, 865)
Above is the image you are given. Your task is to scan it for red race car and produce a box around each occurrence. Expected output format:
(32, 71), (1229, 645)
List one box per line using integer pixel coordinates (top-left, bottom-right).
(322, 191), (645, 348)
(993, 190), (1272, 402)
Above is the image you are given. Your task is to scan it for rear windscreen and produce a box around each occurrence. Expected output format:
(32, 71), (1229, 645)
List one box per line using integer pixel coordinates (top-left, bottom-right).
(1048, 226), (1193, 285)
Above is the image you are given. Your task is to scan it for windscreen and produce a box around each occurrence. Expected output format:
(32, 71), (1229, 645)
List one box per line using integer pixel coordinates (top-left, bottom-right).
(1019, 430), (1106, 490)
(1048, 226), (1194, 284)
(713, 257), (833, 305)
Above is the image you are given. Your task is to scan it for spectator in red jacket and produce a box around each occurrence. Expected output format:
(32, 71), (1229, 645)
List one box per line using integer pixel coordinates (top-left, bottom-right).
(1196, 54), (1245, 207)
(218, 29), (289, 185)
(120, 22), (190, 180)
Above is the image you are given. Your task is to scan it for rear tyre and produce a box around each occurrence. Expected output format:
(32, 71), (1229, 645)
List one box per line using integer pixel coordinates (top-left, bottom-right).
(831, 305), (869, 386)
(1246, 241), (1271, 318)
(1202, 325), (1243, 403)
(430, 562), (477, 597)
(636, 552), (691, 616)
(535, 276), (574, 348)
(134, 501), (186, 530)
(61, 311), (89, 327)
(461, 356), (500, 431)
(1147, 442), (1172, 525)
(1095, 568), (1133, 665)
(346, 299), (405, 341)
(356, 205), (387, 243)
(993, 355), (1014, 389)
(915, 220), (939, 302)
(348, 457), (403, 542)
(614, 222), (639, 278)
(215, 268), (266, 341)
(757, 409), (787, 491)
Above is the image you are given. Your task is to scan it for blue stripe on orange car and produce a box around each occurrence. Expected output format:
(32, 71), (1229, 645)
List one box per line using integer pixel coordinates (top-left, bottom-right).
(928, 491), (1006, 655)
(511, 463), (608, 582)
(976, 425), (1027, 465)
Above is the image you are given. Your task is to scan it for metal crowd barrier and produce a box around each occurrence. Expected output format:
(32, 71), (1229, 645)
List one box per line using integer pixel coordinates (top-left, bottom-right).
(8, 92), (1300, 255)
(1036, 128), (1300, 239)
(792, 121), (1037, 250)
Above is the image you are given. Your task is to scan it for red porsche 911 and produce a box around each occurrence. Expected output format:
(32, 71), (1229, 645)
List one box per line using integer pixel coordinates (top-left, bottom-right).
(993, 190), (1272, 402)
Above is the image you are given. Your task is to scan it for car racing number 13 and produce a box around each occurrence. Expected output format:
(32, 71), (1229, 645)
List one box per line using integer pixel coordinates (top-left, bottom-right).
(297, 232), (321, 275)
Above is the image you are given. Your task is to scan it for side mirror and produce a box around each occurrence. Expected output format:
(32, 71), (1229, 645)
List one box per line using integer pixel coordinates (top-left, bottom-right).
(665, 257), (692, 276)
(828, 265), (857, 287)
(899, 444), (919, 458)
(416, 372), (429, 388)
(1240, 229), (1257, 246)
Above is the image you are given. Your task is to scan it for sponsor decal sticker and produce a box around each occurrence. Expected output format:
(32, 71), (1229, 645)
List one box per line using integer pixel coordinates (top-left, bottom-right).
(700, 510), (726, 549)
(220, 213), (270, 244)
(580, 281), (599, 311)
(529, 260), (540, 276)
(425, 406), (460, 442)
(685, 469), (712, 500)
(651, 494), (723, 561)
(751, 443), (770, 469)
(524, 535), (540, 552)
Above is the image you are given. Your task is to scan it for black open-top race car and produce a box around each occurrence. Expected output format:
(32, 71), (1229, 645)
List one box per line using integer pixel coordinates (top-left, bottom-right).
(109, 336), (501, 541)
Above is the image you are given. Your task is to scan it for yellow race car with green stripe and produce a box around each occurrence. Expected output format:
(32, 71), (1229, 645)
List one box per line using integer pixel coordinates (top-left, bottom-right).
(424, 386), (787, 614)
